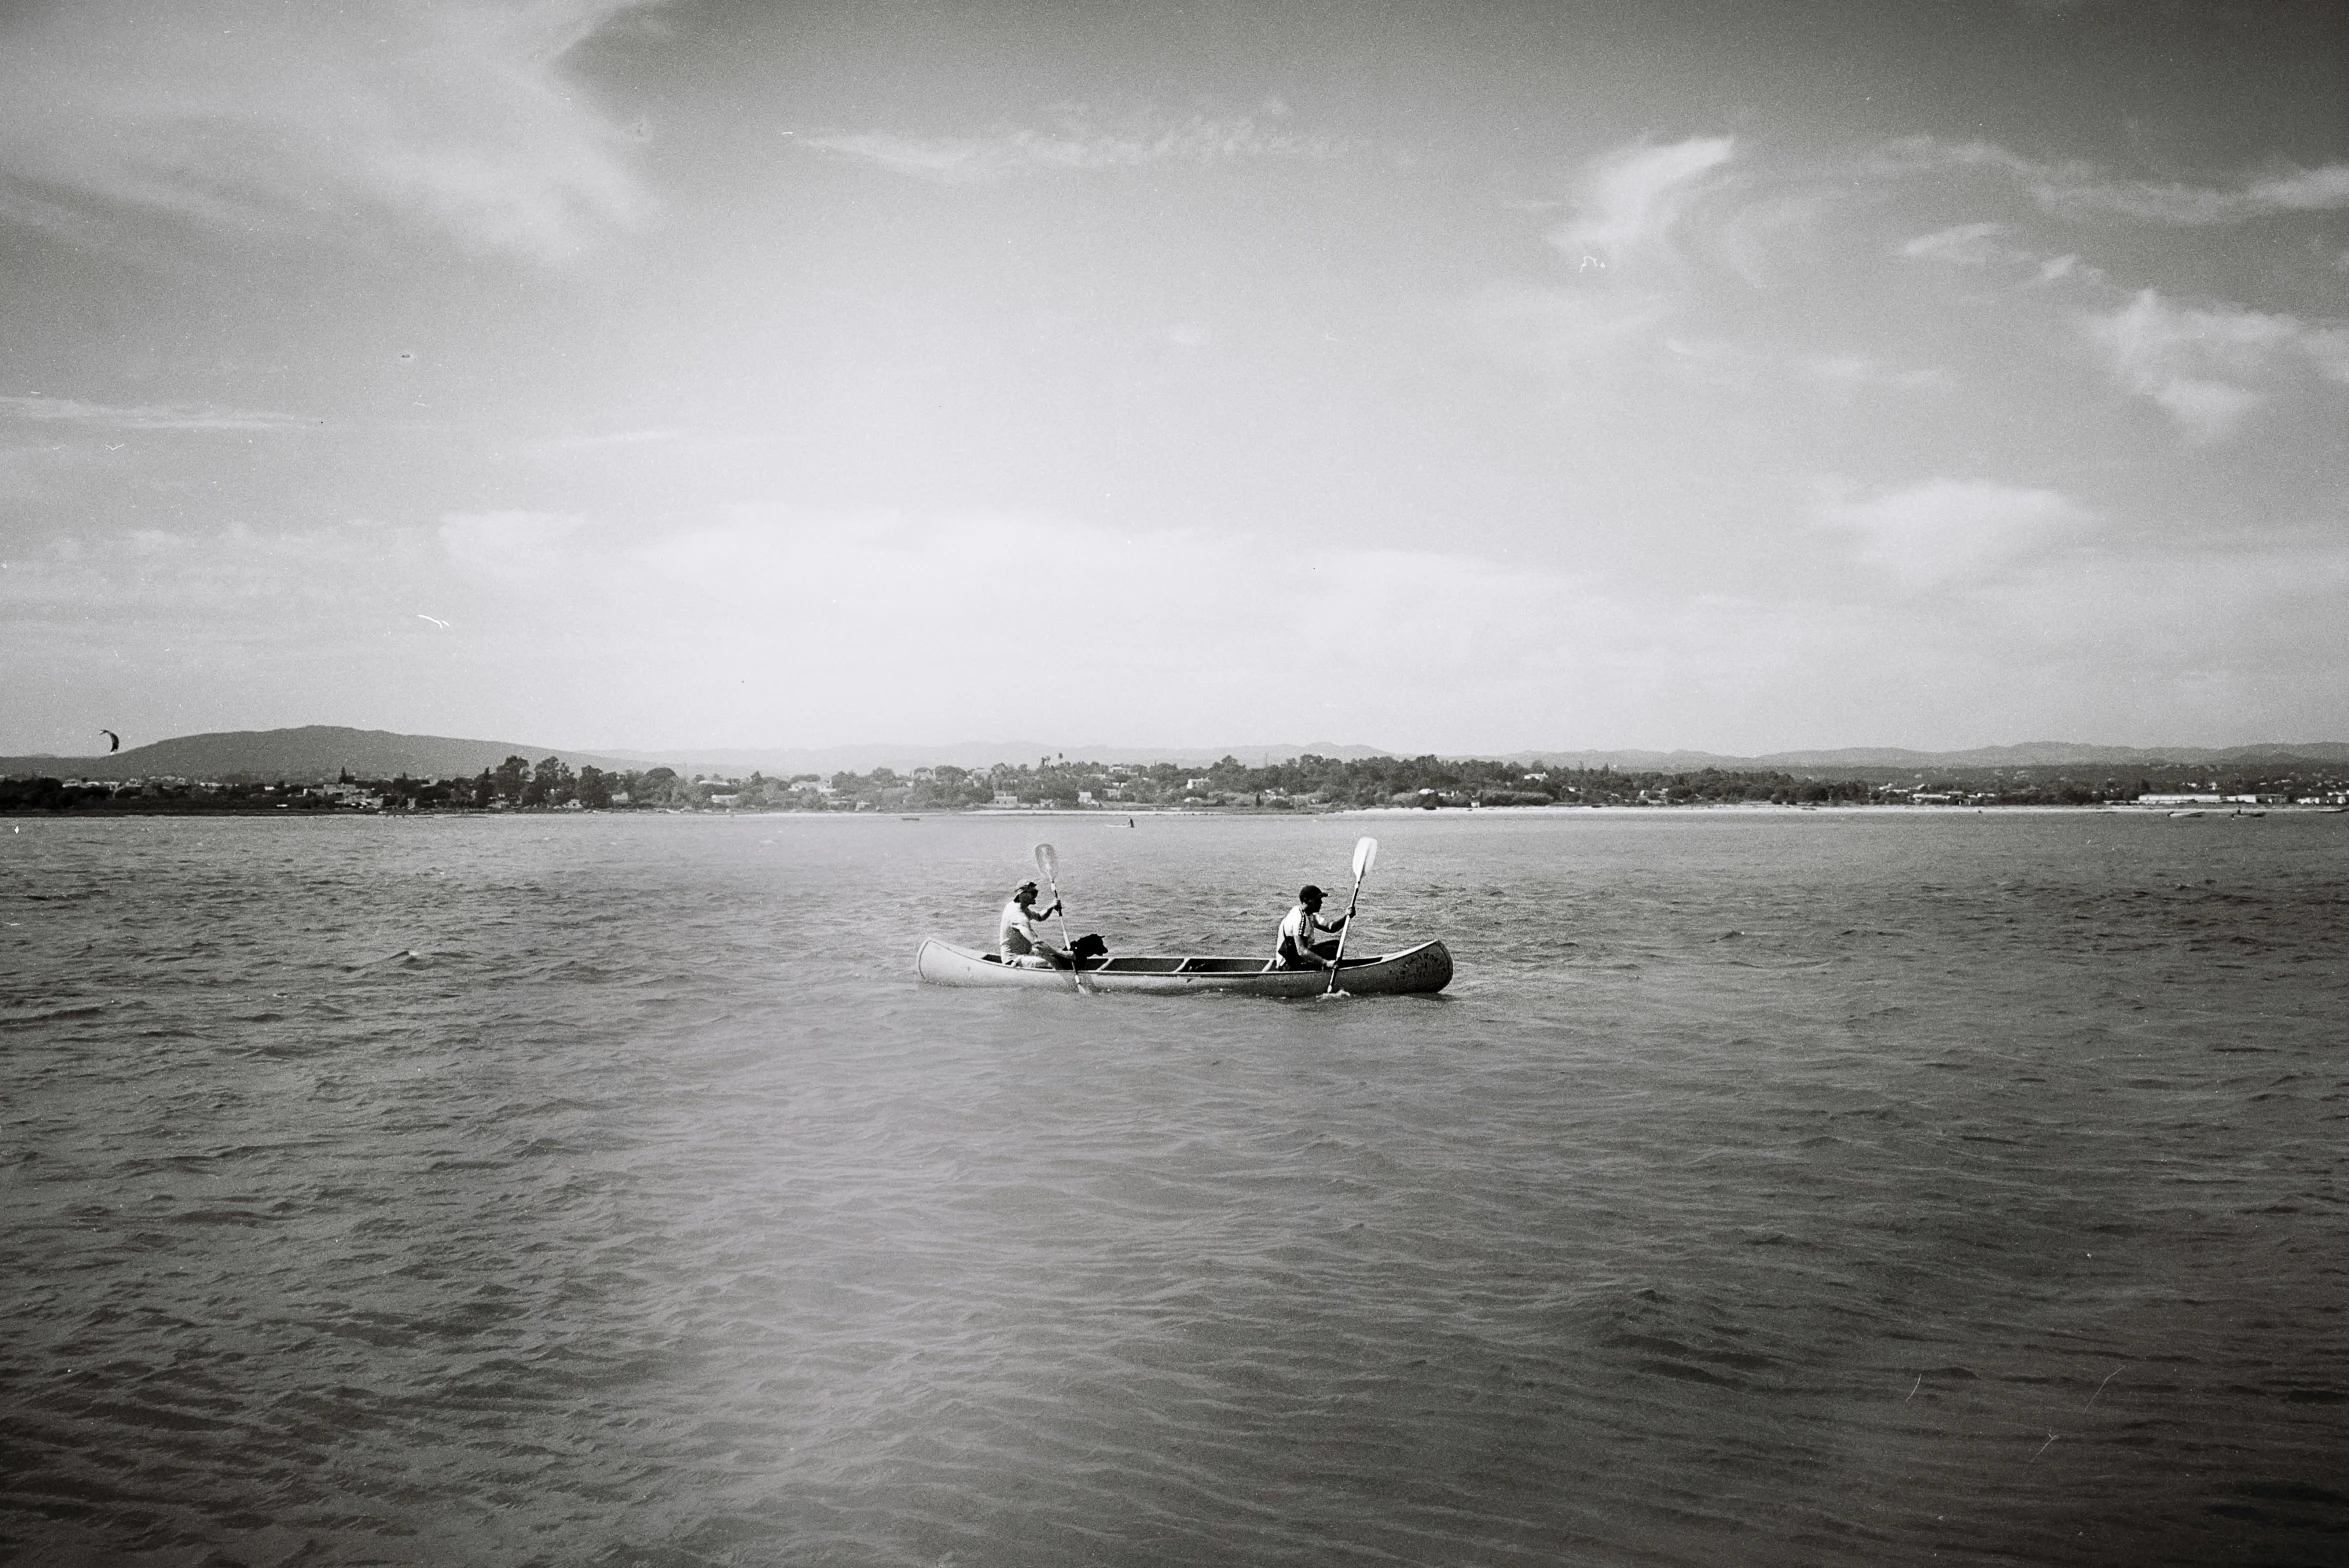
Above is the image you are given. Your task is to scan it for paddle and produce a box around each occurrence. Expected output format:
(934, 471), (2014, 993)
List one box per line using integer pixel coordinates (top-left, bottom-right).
(1033, 843), (1090, 994)
(1323, 836), (1378, 996)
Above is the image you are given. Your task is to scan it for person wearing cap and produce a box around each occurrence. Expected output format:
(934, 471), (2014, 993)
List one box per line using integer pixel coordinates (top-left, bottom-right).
(998, 879), (1068, 967)
(1275, 884), (1348, 969)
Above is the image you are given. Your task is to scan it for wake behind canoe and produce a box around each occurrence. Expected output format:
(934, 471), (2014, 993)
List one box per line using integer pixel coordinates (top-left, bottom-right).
(915, 939), (1452, 996)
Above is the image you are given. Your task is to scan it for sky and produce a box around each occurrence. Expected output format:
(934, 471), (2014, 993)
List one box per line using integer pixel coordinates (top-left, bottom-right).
(2, 0), (2345, 757)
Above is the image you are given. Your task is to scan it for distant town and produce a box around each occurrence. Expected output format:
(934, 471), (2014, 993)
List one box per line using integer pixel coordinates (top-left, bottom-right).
(5, 752), (2346, 814)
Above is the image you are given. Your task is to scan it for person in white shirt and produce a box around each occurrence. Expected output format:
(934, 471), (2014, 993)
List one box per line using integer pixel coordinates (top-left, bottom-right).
(1276, 884), (1348, 969)
(998, 880), (1068, 967)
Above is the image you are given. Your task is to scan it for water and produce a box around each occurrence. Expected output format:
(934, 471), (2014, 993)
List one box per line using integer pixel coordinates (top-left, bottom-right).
(4, 809), (2344, 1566)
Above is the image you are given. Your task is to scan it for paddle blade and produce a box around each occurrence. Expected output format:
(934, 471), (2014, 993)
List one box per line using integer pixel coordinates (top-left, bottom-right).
(1352, 836), (1378, 881)
(1034, 843), (1058, 881)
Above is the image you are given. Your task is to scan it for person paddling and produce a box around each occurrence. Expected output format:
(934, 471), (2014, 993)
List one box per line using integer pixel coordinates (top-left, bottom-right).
(1275, 884), (1348, 969)
(999, 880), (1070, 968)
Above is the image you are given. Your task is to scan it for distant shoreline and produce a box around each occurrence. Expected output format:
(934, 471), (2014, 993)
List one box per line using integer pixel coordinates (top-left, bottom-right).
(8, 800), (2337, 821)
(10, 735), (2343, 817)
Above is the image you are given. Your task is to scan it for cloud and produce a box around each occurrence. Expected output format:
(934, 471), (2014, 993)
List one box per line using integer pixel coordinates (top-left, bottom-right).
(439, 509), (588, 577)
(1548, 136), (1736, 270)
(2033, 253), (2104, 285)
(402, 506), (1839, 747)
(526, 427), (687, 456)
(0, 394), (313, 432)
(13, 499), (2347, 752)
(2240, 164), (2349, 213)
(1711, 189), (1838, 287)
(1878, 138), (2349, 226)
(799, 109), (1345, 185)
(1957, 533), (2349, 729)
(1899, 220), (2110, 288)
(2085, 289), (2349, 440)
(1641, 336), (1946, 394)
(0, 0), (654, 261)
(1899, 221), (2020, 267)
(1799, 354), (1946, 391)
(1471, 136), (1741, 365)
(1814, 478), (2095, 591)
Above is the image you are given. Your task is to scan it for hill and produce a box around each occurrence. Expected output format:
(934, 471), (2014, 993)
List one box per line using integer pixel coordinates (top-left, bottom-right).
(0, 726), (646, 784)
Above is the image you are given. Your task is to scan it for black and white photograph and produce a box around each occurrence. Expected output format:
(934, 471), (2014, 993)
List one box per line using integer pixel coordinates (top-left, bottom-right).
(4, 2), (2345, 1563)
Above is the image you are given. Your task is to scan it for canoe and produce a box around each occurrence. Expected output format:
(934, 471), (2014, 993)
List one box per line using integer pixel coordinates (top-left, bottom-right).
(915, 938), (1453, 996)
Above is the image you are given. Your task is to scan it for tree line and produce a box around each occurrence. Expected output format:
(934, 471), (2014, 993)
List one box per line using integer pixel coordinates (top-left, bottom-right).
(5, 751), (2342, 814)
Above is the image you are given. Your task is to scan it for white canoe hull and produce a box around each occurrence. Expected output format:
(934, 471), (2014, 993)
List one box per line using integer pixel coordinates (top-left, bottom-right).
(915, 938), (1453, 996)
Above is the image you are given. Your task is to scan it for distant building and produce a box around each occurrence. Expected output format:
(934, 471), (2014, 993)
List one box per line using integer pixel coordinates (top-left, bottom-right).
(1077, 791), (1096, 805)
(992, 791), (1020, 807)
(2137, 794), (2223, 805)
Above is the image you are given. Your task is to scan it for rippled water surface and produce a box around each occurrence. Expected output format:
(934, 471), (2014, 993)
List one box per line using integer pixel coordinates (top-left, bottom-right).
(5, 809), (2346, 1566)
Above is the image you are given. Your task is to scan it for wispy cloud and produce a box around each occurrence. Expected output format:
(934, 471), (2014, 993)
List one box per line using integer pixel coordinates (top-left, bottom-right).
(2085, 290), (2349, 440)
(1799, 353), (1947, 391)
(0, 0), (656, 262)
(1899, 221), (2019, 267)
(1641, 336), (1946, 394)
(1898, 220), (2107, 286)
(1878, 138), (2349, 225)
(800, 108), (1345, 185)
(526, 427), (687, 456)
(0, 394), (314, 432)
(1472, 136), (1741, 365)
(1548, 137), (1736, 271)
(1813, 477), (2095, 591)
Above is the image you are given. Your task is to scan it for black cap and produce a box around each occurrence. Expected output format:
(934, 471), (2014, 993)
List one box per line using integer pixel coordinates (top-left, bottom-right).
(1299, 884), (1324, 902)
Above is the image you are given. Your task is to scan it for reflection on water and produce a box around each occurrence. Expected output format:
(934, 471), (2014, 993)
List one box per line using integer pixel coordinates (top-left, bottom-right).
(4, 810), (2345, 1566)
